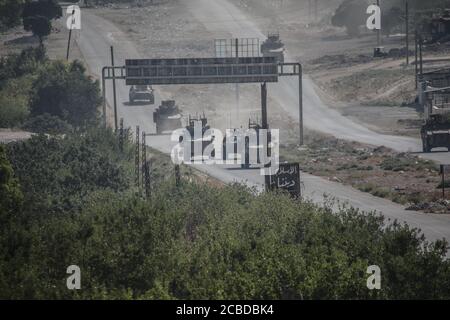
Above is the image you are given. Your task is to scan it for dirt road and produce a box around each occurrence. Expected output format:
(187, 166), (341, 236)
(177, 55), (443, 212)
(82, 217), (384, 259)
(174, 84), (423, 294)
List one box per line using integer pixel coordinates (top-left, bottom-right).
(73, 5), (450, 244)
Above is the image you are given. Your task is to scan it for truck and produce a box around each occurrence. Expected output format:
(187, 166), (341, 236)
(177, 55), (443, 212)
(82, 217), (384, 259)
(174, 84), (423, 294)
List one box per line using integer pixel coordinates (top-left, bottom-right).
(153, 100), (182, 135)
(129, 85), (155, 104)
(261, 33), (285, 63)
(421, 113), (450, 152)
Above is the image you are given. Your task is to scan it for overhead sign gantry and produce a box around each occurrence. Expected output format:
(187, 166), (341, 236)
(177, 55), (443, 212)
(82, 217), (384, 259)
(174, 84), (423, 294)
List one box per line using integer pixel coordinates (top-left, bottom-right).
(124, 57), (279, 85)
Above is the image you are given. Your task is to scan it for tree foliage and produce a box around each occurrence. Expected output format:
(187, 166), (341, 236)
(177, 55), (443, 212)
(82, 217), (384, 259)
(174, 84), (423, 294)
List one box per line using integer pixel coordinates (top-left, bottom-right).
(331, 0), (369, 37)
(21, 0), (62, 43)
(30, 60), (102, 127)
(0, 46), (47, 89)
(0, 0), (24, 30)
(0, 47), (101, 130)
(0, 129), (449, 299)
(23, 16), (51, 43)
(22, 0), (62, 21)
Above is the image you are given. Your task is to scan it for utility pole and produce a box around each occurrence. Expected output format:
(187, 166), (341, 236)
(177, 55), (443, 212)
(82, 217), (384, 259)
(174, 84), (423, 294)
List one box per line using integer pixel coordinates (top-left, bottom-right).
(175, 165), (181, 187)
(377, 0), (381, 47)
(261, 82), (271, 191)
(135, 126), (140, 188)
(142, 131), (147, 188)
(110, 46), (118, 131)
(308, 0), (312, 25)
(101, 68), (107, 127)
(144, 160), (151, 198)
(405, 0), (409, 65)
(235, 38), (240, 123)
(415, 30), (418, 89)
(314, 0), (318, 23)
(419, 35), (423, 76)
(66, 8), (75, 60)
(298, 64), (303, 146)
(119, 118), (124, 152)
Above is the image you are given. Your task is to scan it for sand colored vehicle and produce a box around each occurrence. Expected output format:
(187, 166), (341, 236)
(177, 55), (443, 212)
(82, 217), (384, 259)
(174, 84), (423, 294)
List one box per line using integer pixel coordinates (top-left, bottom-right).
(421, 113), (450, 152)
(153, 100), (182, 134)
(261, 33), (285, 63)
(129, 85), (155, 104)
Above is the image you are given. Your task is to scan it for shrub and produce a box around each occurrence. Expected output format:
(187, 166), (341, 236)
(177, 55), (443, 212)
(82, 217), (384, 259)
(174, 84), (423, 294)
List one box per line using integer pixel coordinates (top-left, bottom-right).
(23, 113), (73, 134)
(30, 60), (102, 127)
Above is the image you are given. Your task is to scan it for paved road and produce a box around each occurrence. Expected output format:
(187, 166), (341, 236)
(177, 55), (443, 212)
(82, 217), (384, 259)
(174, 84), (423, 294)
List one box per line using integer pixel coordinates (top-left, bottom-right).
(73, 5), (450, 244)
(187, 0), (450, 162)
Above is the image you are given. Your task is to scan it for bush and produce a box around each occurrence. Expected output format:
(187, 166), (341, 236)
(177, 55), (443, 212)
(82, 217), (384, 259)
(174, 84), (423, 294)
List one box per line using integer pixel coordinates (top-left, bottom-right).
(30, 60), (102, 127)
(5, 128), (131, 215)
(22, 0), (62, 21)
(1, 128), (449, 299)
(0, 92), (29, 128)
(23, 16), (51, 43)
(331, 0), (368, 37)
(0, 77), (32, 127)
(23, 113), (73, 134)
(0, 0), (24, 31)
(0, 46), (47, 89)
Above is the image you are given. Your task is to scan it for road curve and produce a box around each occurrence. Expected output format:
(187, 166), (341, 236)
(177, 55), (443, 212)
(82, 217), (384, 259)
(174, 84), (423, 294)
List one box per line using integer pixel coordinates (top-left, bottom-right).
(73, 7), (450, 244)
(187, 0), (450, 161)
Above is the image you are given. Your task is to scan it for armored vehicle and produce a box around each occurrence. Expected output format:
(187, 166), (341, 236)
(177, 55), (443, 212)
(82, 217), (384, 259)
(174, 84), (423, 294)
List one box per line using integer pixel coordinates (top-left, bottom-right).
(153, 100), (182, 134)
(261, 33), (285, 63)
(373, 47), (388, 58)
(129, 85), (154, 104)
(421, 113), (450, 152)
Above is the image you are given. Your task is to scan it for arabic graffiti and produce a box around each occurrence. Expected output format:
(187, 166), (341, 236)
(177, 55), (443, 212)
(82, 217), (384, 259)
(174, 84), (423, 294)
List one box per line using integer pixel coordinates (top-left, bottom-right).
(270, 163), (301, 198)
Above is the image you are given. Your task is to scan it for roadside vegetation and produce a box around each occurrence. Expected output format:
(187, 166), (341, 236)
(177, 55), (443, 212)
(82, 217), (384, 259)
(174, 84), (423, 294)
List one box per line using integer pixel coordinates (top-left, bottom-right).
(0, 46), (101, 131)
(0, 45), (449, 300)
(280, 135), (450, 213)
(1, 0), (61, 42)
(1, 2), (450, 300)
(1, 131), (450, 299)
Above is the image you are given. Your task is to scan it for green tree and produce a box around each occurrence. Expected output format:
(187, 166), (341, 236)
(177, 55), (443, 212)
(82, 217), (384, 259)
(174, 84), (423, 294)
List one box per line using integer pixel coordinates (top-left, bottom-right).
(0, 144), (22, 215)
(0, 78), (31, 127)
(30, 60), (102, 127)
(23, 15), (51, 44)
(22, 0), (62, 21)
(23, 113), (73, 135)
(381, 6), (403, 37)
(331, 0), (369, 37)
(0, 0), (24, 31)
(0, 46), (47, 89)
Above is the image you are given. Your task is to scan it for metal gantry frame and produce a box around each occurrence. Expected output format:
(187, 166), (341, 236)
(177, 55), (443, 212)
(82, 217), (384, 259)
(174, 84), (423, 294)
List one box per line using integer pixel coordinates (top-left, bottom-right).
(101, 62), (303, 144)
(101, 65), (126, 130)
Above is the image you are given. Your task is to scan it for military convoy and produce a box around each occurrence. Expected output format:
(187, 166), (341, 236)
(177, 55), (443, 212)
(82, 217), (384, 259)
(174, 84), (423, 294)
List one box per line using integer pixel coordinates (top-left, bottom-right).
(153, 100), (182, 135)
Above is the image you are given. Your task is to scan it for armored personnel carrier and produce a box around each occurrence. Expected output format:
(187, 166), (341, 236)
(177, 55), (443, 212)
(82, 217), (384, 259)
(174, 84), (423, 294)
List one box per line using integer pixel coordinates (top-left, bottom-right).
(153, 100), (182, 134)
(421, 113), (450, 152)
(129, 85), (154, 104)
(261, 33), (285, 63)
